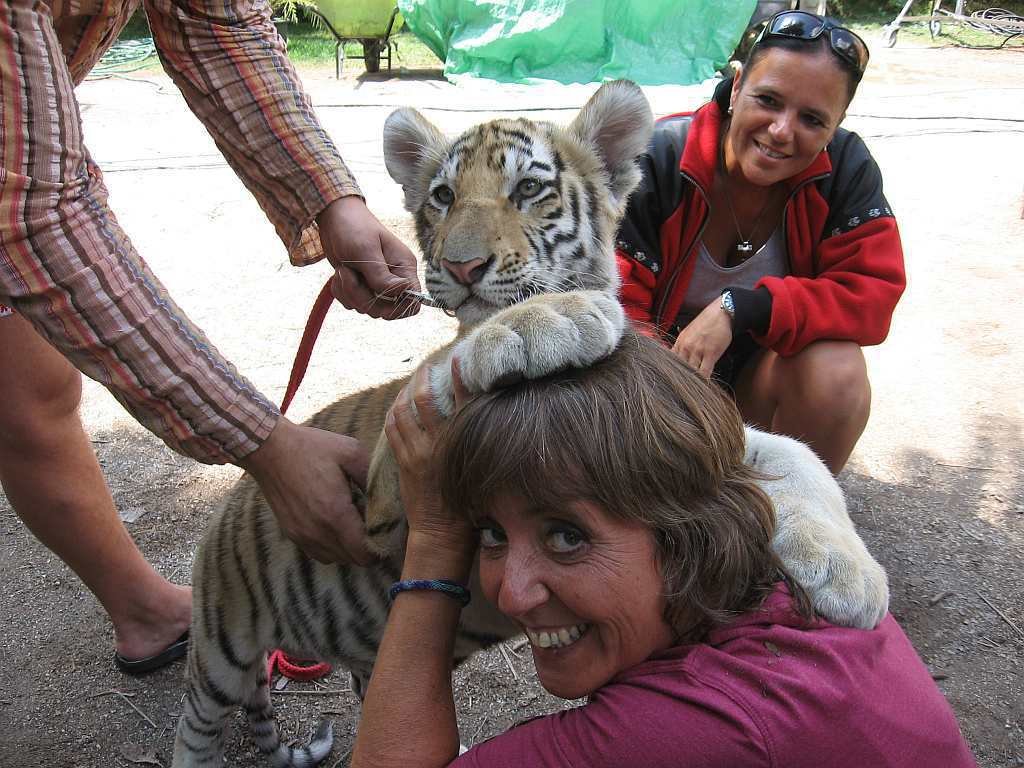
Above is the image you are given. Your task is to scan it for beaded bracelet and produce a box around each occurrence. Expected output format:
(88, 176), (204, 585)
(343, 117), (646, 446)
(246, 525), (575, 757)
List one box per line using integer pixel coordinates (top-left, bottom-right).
(388, 579), (471, 607)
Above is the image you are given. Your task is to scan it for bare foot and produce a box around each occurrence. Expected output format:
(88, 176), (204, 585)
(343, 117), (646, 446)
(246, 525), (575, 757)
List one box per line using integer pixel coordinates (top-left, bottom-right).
(112, 583), (192, 662)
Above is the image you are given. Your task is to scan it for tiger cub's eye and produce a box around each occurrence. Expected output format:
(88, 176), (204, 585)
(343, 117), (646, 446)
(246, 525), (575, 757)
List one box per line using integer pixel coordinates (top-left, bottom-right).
(432, 185), (455, 205)
(516, 178), (543, 198)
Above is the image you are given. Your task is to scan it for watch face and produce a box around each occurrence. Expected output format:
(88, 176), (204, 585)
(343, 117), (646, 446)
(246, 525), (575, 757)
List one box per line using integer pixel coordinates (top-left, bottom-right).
(722, 291), (735, 317)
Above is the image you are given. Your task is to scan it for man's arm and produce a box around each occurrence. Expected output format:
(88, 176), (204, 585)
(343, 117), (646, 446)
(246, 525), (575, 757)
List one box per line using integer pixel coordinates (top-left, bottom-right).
(0, 0), (276, 463)
(0, 1), (372, 562)
(143, 0), (420, 316)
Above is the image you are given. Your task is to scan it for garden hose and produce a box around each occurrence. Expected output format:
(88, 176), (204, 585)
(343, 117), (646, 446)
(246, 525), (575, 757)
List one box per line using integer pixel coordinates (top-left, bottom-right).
(89, 38), (157, 77)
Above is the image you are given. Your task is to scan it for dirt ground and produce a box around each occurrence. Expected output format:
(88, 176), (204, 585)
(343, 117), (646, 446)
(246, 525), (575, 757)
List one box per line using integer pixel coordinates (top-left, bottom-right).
(1, 37), (1022, 768)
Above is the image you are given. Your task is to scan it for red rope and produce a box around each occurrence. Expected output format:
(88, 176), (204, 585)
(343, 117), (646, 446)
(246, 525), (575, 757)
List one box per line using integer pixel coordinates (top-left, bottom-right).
(267, 649), (332, 682)
(280, 278), (335, 416)
(268, 280), (337, 681)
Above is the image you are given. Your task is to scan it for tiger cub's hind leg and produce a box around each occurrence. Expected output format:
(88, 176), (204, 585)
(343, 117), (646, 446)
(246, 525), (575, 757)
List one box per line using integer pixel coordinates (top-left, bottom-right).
(172, 641), (262, 768)
(244, 662), (334, 768)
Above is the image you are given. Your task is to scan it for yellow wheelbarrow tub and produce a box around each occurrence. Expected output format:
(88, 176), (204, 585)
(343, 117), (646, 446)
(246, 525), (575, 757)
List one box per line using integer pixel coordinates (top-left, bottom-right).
(308, 0), (403, 76)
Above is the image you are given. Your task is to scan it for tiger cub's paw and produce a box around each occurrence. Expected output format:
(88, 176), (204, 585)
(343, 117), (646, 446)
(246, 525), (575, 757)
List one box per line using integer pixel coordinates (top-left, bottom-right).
(452, 290), (625, 394)
(773, 512), (890, 630)
(746, 427), (890, 630)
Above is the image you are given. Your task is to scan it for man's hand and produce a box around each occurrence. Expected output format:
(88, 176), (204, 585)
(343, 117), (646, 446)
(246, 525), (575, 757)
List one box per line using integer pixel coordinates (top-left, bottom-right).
(239, 417), (374, 565)
(317, 195), (421, 320)
(671, 296), (734, 378)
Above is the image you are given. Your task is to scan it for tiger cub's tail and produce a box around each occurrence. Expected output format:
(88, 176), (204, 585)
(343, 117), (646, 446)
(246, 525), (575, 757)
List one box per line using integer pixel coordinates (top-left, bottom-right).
(257, 720), (334, 768)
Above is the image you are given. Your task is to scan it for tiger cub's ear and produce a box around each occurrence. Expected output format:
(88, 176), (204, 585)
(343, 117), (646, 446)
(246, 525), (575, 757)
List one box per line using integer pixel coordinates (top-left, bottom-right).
(568, 80), (654, 213)
(383, 108), (449, 212)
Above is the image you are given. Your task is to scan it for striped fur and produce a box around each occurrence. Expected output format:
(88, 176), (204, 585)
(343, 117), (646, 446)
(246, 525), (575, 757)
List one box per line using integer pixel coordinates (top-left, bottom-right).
(172, 81), (655, 767)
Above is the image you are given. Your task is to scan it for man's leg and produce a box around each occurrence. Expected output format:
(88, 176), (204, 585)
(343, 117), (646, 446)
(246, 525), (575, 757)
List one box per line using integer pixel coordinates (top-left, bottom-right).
(733, 340), (871, 474)
(0, 313), (191, 663)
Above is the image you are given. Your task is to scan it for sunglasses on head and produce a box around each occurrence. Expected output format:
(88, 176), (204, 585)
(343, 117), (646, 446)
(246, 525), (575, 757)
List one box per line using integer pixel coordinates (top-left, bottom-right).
(755, 11), (869, 78)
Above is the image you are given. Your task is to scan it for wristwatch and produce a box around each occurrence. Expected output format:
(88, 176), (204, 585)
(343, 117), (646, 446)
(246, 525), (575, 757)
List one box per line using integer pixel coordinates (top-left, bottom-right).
(720, 290), (736, 324)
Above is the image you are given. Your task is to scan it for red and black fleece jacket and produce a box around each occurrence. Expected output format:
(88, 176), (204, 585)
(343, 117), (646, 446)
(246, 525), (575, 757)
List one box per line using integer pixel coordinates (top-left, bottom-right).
(615, 79), (906, 357)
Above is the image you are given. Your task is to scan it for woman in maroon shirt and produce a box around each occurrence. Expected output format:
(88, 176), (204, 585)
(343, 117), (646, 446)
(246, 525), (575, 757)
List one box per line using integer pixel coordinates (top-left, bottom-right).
(351, 329), (975, 768)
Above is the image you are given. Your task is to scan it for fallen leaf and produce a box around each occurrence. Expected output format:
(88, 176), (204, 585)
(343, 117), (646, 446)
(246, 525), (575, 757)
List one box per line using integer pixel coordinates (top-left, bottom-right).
(119, 743), (162, 767)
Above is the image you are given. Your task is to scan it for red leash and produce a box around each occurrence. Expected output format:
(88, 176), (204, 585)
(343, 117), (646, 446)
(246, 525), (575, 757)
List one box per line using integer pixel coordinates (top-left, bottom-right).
(271, 277), (428, 681)
(280, 279), (430, 414)
(267, 649), (332, 683)
(280, 278), (335, 416)
(270, 278), (336, 681)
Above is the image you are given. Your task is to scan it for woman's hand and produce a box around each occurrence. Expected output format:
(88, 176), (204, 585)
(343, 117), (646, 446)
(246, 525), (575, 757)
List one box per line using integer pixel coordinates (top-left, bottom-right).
(385, 360), (474, 553)
(671, 297), (734, 378)
(356, 361), (474, 768)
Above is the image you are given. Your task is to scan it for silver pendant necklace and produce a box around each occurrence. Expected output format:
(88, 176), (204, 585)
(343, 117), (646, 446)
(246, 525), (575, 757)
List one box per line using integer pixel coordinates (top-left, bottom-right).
(722, 174), (776, 257)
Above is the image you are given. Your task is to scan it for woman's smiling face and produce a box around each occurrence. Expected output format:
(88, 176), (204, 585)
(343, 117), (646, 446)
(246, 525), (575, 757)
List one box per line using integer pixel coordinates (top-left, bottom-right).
(476, 493), (675, 700)
(727, 46), (850, 187)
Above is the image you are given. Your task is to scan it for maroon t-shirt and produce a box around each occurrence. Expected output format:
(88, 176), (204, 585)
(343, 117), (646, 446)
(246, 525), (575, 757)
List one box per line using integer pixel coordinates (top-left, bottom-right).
(453, 584), (976, 768)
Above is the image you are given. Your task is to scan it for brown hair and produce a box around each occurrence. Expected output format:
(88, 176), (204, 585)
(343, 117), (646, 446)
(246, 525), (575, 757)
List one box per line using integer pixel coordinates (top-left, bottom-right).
(438, 329), (788, 642)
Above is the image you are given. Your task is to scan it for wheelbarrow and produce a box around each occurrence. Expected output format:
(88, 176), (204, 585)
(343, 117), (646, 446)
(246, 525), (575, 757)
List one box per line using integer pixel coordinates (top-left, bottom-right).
(307, 0), (403, 77)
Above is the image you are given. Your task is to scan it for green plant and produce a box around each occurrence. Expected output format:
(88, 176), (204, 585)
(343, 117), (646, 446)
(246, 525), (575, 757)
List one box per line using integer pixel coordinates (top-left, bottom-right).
(270, 0), (317, 23)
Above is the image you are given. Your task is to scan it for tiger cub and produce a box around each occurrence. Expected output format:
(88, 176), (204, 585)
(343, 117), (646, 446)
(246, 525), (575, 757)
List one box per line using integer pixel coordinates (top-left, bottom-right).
(172, 81), (888, 768)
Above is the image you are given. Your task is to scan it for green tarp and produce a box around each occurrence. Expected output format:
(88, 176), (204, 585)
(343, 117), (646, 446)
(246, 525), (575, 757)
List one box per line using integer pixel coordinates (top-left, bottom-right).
(398, 0), (757, 85)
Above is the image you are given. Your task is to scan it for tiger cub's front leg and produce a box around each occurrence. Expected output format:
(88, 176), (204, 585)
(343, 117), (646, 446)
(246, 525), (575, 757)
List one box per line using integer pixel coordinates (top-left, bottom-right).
(363, 290), (626, 555)
(745, 427), (890, 629)
(439, 289), (627, 400)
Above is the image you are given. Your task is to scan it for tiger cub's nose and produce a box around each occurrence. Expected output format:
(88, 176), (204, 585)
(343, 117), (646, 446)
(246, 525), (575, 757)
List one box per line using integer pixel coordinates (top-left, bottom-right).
(443, 256), (492, 285)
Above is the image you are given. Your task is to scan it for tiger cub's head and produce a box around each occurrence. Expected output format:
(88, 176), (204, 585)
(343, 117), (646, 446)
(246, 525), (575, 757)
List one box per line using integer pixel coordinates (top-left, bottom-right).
(383, 80), (654, 327)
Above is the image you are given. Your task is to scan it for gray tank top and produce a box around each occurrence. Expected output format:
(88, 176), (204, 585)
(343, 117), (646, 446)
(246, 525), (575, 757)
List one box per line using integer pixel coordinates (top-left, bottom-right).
(674, 227), (789, 329)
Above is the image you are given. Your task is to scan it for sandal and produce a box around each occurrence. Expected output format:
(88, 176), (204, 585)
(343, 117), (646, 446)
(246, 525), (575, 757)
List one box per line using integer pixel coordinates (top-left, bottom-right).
(114, 630), (189, 675)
